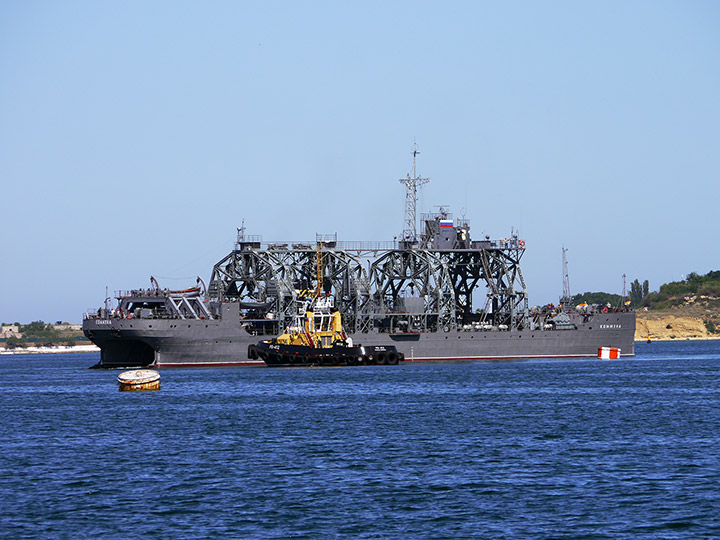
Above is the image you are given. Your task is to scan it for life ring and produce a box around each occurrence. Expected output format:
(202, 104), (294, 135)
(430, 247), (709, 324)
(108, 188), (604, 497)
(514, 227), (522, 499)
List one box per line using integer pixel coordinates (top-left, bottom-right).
(519, 240), (525, 247)
(602, 307), (609, 313)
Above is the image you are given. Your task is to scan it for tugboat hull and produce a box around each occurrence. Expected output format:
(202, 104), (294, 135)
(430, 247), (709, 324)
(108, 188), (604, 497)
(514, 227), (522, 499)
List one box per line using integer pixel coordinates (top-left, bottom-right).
(253, 341), (403, 367)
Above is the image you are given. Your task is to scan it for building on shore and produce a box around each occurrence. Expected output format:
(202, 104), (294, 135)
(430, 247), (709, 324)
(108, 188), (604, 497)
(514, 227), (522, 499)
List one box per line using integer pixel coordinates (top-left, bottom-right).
(1, 325), (20, 339)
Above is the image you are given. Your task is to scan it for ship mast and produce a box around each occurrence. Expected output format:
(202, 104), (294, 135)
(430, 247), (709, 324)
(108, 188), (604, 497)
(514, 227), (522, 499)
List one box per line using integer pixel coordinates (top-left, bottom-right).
(315, 240), (323, 298)
(399, 142), (430, 244)
(560, 245), (572, 306)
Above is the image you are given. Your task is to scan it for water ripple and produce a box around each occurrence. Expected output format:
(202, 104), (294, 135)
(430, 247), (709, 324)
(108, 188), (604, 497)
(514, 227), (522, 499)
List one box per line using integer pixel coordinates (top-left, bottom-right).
(2, 344), (720, 538)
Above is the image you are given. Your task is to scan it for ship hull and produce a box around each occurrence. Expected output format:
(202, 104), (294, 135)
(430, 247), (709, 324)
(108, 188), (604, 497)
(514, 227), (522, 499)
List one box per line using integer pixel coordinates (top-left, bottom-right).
(84, 311), (635, 368)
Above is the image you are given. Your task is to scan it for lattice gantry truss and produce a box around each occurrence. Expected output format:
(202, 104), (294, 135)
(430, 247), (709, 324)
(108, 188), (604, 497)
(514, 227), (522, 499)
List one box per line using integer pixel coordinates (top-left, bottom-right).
(208, 233), (530, 334)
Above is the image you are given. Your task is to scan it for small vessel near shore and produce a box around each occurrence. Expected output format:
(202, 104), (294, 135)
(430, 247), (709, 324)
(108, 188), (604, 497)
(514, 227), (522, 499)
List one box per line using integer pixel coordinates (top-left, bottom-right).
(253, 295), (403, 367)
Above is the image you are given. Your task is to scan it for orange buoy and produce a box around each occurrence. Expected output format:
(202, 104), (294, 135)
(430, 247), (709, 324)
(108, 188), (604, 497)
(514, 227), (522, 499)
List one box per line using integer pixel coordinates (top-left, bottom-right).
(598, 347), (621, 360)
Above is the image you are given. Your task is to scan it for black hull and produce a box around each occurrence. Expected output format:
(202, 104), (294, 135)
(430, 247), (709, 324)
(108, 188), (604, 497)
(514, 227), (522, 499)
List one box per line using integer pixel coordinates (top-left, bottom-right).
(254, 341), (402, 367)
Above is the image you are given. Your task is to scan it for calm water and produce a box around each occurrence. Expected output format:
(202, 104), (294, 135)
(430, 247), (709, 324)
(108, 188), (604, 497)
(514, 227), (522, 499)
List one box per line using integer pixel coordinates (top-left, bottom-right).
(2, 341), (720, 539)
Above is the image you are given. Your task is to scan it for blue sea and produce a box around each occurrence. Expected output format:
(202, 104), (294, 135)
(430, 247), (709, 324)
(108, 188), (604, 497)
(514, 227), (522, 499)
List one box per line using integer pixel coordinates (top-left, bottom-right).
(2, 341), (720, 539)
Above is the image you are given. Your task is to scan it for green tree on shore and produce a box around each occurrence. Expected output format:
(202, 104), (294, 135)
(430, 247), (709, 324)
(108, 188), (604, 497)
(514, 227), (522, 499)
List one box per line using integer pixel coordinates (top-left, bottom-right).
(18, 321), (60, 345)
(6, 335), (27, 349)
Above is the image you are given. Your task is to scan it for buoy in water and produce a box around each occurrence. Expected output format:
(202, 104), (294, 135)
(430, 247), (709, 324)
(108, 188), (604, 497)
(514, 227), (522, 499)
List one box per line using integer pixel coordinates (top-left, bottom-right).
(598, 347), (621, 360)
(118, 369), (160, 391)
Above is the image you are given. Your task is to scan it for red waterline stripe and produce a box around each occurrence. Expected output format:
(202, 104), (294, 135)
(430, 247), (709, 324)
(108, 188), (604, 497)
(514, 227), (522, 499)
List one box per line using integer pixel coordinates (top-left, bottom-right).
(405, 354), (600, 361)
(155, 352), (634, 367)
(157, 360), (266, 368)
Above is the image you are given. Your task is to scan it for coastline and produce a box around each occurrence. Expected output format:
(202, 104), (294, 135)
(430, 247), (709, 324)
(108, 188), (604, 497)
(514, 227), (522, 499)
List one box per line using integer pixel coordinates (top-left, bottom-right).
(0, 344), (100, 355)
(635, 336), (720, 343)
(635, 313), (720, 342)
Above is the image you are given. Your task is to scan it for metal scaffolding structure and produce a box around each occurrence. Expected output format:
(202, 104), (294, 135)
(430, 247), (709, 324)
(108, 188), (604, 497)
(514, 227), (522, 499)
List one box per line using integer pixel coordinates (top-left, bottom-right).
(208, 226), (529, 335)
(207, 146), (528, 335)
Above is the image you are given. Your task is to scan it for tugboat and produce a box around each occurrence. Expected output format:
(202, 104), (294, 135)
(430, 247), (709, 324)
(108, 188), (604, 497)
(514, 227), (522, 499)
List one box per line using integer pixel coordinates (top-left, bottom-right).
(250, 242), (403, 367)
(251, 295), (402, 367)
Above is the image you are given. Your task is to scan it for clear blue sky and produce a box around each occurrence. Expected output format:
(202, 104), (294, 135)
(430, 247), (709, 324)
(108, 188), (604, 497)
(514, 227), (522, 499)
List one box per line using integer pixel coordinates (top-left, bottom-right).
(2, 1), (719, 324)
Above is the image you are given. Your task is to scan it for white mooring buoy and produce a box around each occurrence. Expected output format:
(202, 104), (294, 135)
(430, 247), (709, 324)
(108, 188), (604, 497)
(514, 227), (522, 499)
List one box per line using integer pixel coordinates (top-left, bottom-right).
(117, 369), (161, 391)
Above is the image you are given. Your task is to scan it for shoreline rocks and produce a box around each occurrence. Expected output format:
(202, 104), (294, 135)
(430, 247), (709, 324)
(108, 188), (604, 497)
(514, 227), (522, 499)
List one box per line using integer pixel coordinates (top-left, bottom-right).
(635, 314), (720, 341)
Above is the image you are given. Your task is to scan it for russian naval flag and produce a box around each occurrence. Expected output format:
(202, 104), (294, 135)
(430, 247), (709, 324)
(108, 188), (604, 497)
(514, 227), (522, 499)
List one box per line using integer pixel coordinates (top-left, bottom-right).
(439, 219), (453, 228)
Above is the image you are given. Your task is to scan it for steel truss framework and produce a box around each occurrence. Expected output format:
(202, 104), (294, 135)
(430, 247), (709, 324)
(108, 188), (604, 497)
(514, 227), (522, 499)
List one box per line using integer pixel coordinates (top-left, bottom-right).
(209, 243), (529, 333)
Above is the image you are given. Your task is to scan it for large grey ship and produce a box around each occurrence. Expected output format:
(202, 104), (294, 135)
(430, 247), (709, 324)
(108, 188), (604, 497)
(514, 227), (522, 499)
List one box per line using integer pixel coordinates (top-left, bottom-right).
(83, 149), (635, 367)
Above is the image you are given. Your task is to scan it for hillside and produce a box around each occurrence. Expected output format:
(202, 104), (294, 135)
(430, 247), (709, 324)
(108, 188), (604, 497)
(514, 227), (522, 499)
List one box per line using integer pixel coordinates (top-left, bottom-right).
(633, 271), (720, 341)
(626, 271), (720, 341)
(636, 305), (720, 341)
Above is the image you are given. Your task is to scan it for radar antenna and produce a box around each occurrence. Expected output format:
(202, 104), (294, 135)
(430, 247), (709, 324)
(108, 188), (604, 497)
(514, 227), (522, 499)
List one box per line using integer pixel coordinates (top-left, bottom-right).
(399, 142), (430, 244)
(237, 219), (246, 243)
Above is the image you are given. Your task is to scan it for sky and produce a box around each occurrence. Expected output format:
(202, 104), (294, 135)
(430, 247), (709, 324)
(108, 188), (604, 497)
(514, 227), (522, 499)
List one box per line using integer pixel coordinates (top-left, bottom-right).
(1, 1), (719, 324)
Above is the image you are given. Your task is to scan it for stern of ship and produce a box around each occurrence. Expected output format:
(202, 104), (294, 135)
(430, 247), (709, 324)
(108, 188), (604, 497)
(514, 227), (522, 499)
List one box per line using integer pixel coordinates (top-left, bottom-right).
(83, 318), (157, 368)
